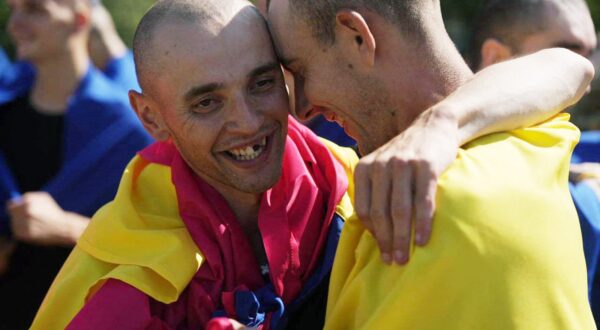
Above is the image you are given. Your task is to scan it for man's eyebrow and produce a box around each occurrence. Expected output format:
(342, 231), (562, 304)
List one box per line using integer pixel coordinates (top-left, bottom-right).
(554, 42), (585, 53)
(248, 62), (281, 77)
(184, 83), (224, 103)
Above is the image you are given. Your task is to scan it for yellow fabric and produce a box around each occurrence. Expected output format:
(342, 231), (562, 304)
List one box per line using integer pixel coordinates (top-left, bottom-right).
(32, 141), (359, 330)
(31, 156), (203, 330)
(321, 138), (359, 219)
(325, 114), (595, 330)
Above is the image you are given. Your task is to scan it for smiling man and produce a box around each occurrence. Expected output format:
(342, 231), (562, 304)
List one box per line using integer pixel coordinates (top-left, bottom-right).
(30, 0), (596, 329)
(267, 0), (596, 328)
(32, 1), (356, 328)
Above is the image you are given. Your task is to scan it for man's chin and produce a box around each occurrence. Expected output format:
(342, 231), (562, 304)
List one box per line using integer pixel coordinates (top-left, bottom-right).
(236, 168), (283, 194)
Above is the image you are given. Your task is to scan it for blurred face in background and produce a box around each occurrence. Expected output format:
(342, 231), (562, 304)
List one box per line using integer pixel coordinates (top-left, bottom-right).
(7, 0), (87, 63)
(517, 2), (596, 58)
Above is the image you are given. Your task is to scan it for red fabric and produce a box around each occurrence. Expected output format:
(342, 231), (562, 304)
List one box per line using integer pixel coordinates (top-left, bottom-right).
(206, 317), (236, 330)
(67, 279), (171, 330)
(68, 117), (348, 329)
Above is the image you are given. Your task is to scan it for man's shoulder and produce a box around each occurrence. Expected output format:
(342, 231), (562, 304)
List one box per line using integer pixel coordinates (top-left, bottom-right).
(440, 114), (578, 200)
(78, 153), (202, 303)
(435, 113), (581, 258)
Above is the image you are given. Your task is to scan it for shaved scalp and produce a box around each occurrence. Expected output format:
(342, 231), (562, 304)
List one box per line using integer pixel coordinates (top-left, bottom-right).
(132, 0), (256, 93)
(286, 0), (430, 45)
(467, 0), (591, 69)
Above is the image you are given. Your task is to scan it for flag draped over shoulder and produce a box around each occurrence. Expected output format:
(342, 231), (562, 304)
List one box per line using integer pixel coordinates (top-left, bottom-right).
(32, 117), (358, 330)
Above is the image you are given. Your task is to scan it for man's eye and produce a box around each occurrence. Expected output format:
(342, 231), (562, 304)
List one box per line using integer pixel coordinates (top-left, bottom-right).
(191, 98), (220, 113)
(255, 78), (274, 90)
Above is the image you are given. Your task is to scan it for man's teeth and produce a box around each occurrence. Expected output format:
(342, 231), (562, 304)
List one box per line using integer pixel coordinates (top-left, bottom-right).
(228, 137), (267, 161)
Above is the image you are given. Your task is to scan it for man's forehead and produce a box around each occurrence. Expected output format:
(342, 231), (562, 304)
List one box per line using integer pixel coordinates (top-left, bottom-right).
(153, 20), (276, 76)
(266, 0), (298, 63)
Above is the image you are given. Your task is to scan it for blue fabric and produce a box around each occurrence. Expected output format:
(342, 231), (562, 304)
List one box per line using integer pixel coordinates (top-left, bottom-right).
(0, 65), (153, 235)
(0, 49), (10, 74)
(235, 284), (285, 328)
(572, 131), (600, 164)
(211, 214), (344, 329)
(0, 61), (34, 105)
(307, 115), (356, 148)
(103, 51), (140, 92)
(570, 182), (600, 321)
(274, 214), (344, 330)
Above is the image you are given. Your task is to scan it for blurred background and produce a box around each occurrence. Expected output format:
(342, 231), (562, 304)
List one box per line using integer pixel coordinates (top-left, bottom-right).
(0, 0), (599, 128)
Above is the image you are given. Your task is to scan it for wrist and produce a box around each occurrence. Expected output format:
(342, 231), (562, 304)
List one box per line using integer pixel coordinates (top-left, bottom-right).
(61, 212), (89, 246)
(426, 104), (461, 144)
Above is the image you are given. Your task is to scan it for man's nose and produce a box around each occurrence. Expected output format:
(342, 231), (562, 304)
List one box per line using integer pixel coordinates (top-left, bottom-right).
(230, 94), (264, 133)
(293, 75), (315, 120)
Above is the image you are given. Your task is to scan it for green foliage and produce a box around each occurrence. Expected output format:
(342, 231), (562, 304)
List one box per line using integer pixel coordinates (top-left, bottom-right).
(102, 0), (155, 46)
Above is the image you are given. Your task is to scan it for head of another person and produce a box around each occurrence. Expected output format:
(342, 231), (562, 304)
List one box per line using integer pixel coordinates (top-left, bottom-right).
(468, 0), (597, 71)
(267, 0), (469, 154)
(129, 0), (289, 196)
(7, 0), (92, 64)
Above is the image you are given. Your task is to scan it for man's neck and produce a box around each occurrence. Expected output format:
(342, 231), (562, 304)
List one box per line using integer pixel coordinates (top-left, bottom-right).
(217, 185), (267, 266)
(384, 27), (473, 134)
(30, 42), (89, 115)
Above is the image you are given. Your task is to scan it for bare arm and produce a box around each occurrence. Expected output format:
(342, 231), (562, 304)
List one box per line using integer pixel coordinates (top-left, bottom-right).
(452, 47), (594, 144)
(356, 48), (594, 265)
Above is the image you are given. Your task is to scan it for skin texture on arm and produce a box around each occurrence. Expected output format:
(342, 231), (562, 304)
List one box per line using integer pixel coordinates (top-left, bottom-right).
(356, 47), (595, 264)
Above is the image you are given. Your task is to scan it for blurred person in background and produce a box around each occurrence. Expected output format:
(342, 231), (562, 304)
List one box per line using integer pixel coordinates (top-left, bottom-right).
(0, 0), (152, 327)
(467, 0), (600, 320)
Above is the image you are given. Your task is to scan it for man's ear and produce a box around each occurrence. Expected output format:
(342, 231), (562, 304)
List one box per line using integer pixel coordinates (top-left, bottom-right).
(480, 38), (514, 69)
(334, 9), (376, 67)
(129, 90), (171, 141)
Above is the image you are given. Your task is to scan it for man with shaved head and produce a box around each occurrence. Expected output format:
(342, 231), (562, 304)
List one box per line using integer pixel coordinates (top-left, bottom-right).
(467, 0), (596, 70)
(266, 0), (596, 328)
(32, 0), (595, 328)
(33, 1), (356, 328)
(0, 0), (151, 328)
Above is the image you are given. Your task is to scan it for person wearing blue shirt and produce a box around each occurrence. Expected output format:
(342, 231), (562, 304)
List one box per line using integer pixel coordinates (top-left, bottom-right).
(0, 0), (152, 328)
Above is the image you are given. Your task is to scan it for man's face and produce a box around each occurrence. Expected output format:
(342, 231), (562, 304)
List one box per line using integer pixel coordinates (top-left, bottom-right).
(146, 11), (289, 195)
(518, 3), (597, 58)
(8, 0), (78, 62)
(268, 0), (398, 155)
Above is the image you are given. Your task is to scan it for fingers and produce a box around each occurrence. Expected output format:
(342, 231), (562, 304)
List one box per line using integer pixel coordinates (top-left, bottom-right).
(413, 161), (436, 247)
(390, 160), (412, 264)
(354, 161), (374, 233)
(368, 160), (393, 264)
